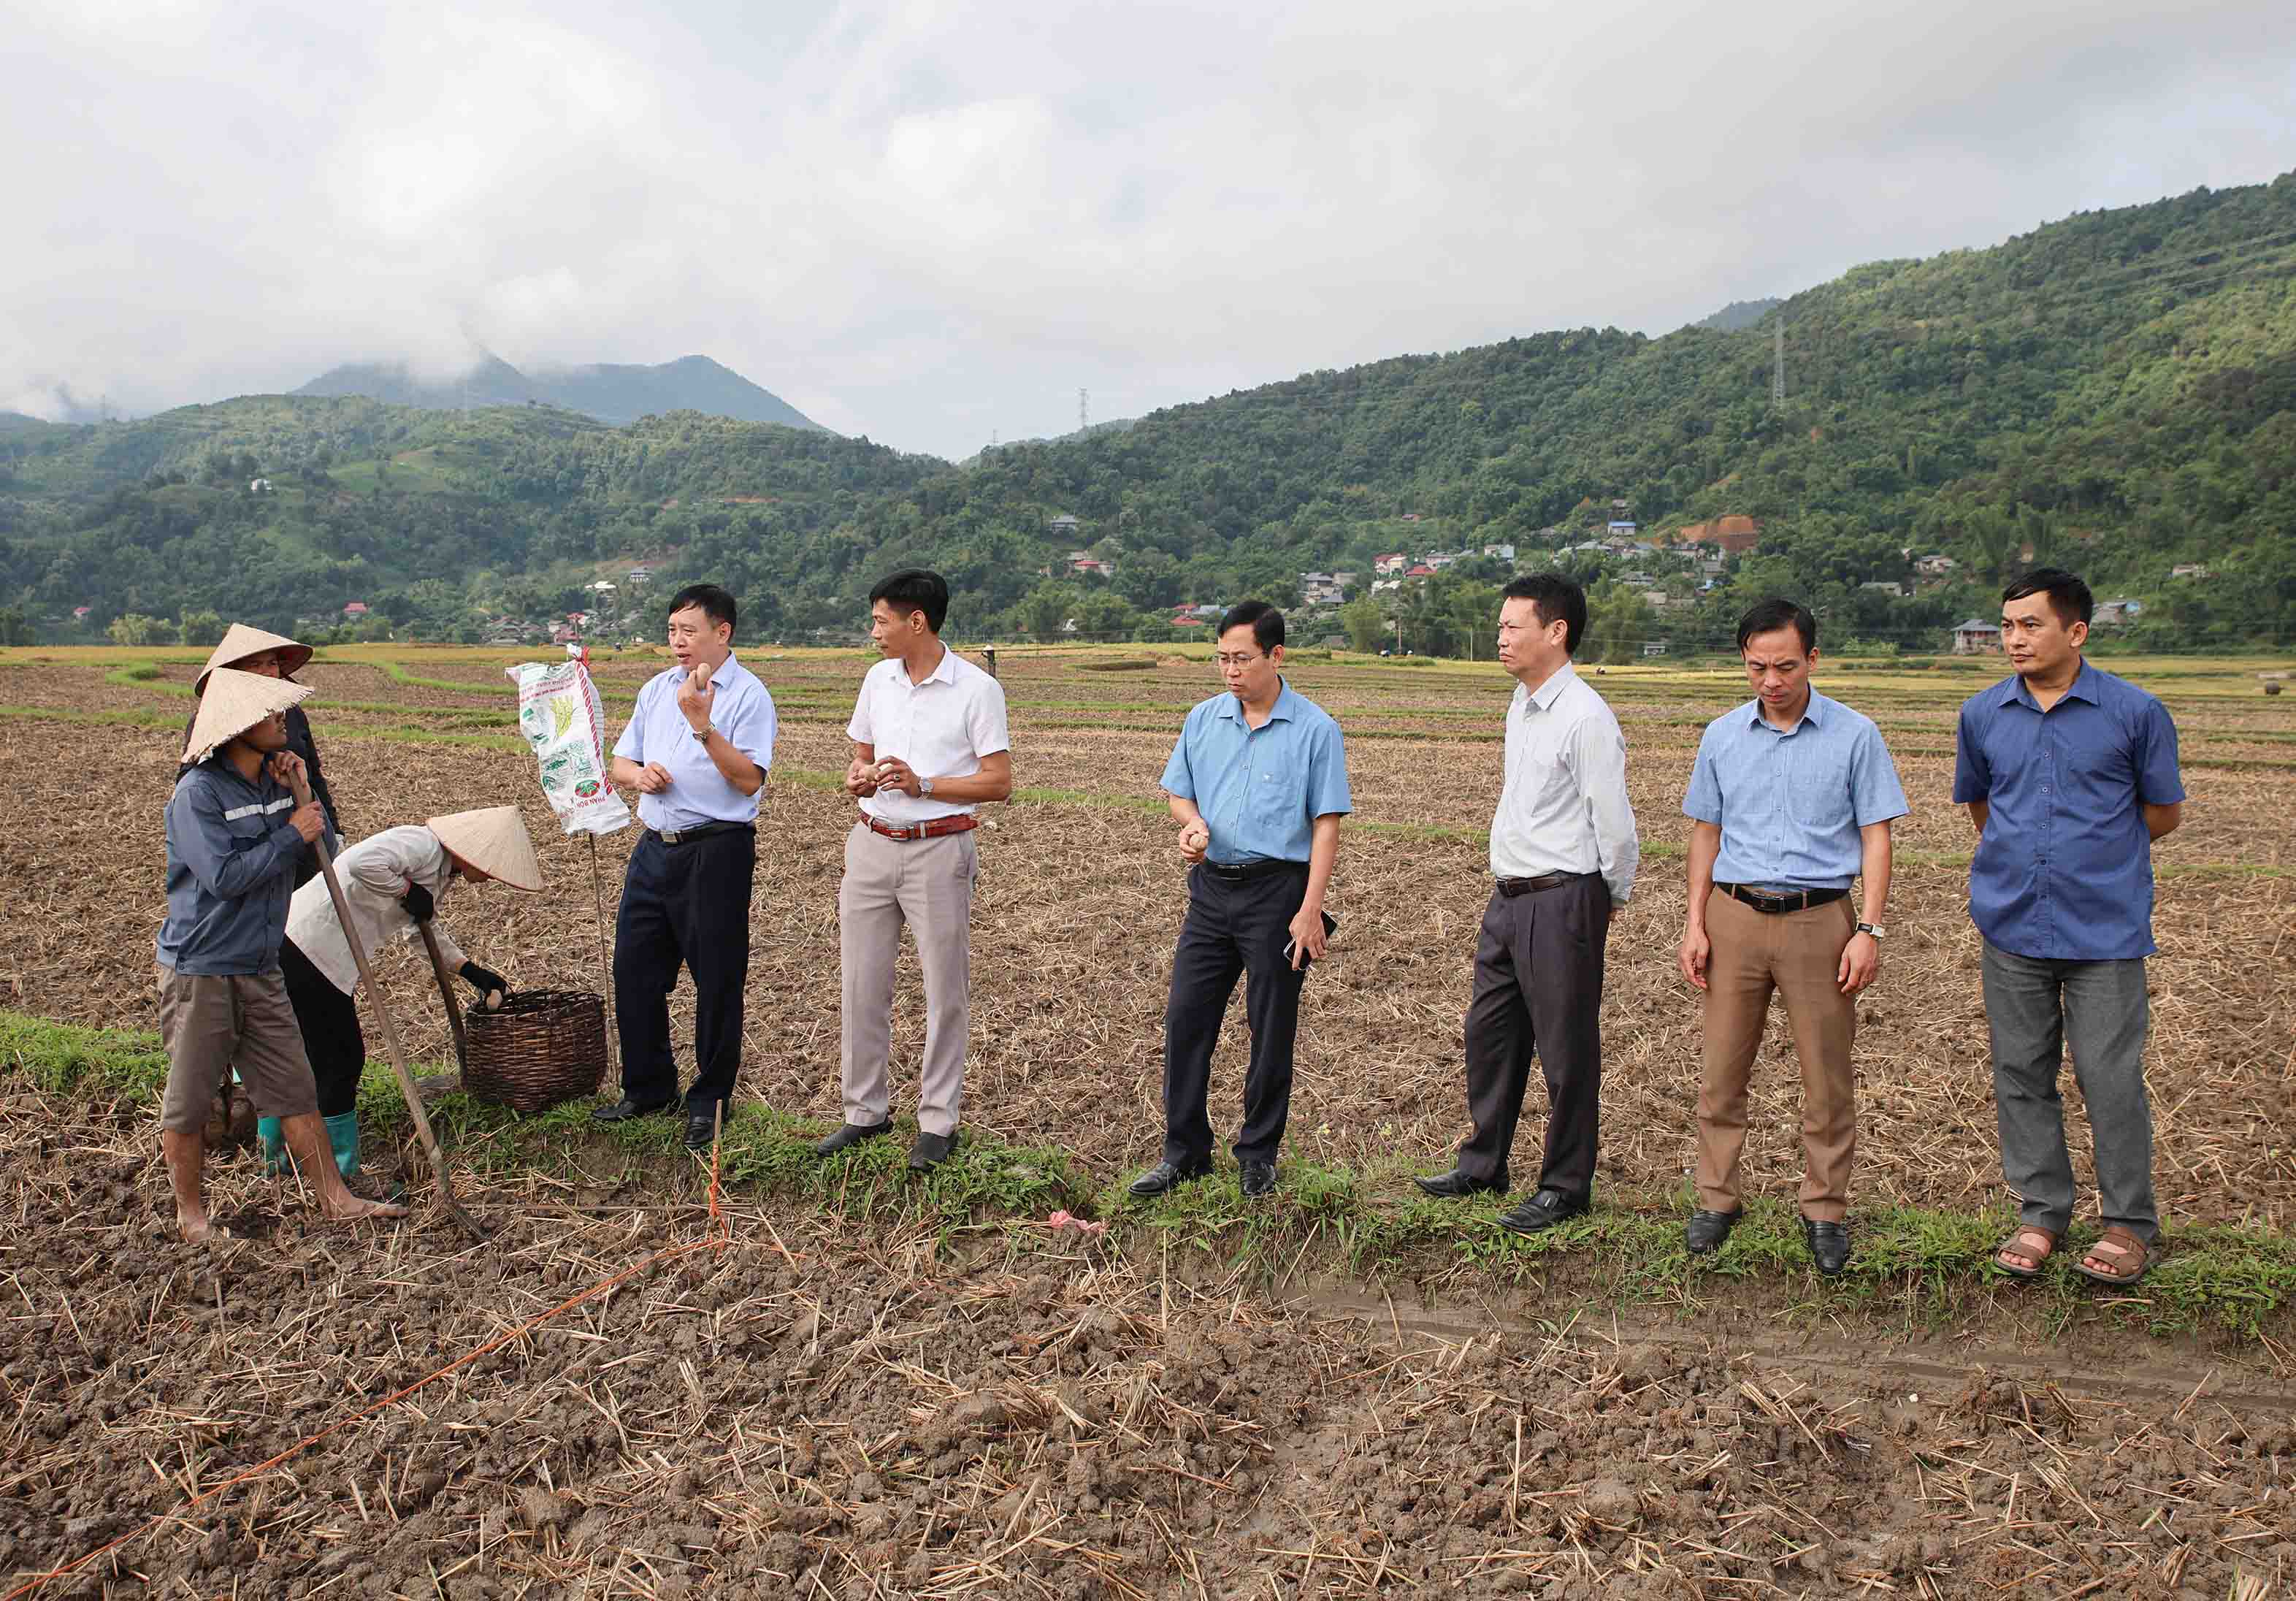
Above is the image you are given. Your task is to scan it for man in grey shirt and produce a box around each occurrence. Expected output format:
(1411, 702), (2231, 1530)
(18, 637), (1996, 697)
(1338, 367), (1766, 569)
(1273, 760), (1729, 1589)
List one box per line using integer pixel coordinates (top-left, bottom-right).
(1419, 576), (1638, 1234)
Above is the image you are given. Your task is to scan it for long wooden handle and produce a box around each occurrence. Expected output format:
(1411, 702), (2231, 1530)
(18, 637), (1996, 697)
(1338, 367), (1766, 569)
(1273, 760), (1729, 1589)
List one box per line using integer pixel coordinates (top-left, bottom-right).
(288, 773), (485, 1239)
(416, 919), (470, 1073)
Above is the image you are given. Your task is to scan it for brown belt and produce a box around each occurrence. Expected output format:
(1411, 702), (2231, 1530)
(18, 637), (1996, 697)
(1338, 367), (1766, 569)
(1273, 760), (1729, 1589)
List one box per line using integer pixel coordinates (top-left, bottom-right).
(1496, 871), (1594, 898)
(865, 812), (978, 842)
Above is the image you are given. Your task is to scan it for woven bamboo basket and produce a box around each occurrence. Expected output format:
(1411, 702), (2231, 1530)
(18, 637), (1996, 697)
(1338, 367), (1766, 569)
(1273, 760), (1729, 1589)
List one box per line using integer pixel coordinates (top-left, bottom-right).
(462, 990), (608, 1113)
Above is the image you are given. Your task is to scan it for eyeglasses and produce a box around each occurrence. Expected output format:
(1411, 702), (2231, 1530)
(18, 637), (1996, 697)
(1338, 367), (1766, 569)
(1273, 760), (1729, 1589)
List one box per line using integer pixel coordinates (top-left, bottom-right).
(1215, 652), (1265, 668)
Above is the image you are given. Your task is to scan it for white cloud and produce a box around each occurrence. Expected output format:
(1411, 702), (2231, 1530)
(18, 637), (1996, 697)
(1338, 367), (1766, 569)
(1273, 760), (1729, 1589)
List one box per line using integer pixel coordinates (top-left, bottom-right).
(1, 0), (2290, 453)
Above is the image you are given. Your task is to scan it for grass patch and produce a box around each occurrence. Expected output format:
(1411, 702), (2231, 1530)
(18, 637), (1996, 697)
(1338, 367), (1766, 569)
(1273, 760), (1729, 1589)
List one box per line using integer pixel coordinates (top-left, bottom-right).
(11, 1007), (2291, 1341)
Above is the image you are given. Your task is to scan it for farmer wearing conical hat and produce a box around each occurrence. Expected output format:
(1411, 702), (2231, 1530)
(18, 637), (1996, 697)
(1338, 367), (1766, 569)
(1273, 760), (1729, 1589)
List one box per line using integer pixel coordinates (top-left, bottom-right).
(179, 626), (345, 1147)
(158, 668), (407, 1242)
(182, 624), (343, 889)
(273, 807), (543, 1179)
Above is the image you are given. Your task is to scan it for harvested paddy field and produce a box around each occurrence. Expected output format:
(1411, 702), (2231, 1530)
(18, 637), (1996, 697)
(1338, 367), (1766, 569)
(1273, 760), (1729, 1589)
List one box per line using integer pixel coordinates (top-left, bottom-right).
(3, 643), (2295, 1597)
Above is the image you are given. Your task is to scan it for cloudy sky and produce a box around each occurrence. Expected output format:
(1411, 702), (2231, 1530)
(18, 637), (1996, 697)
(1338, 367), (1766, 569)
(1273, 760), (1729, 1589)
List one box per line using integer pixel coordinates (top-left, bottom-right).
(5, 0), (2292, 458)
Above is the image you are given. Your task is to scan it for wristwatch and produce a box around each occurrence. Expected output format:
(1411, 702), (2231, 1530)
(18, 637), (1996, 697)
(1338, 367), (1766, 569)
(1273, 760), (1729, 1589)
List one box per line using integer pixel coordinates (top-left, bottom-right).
(691, 721), (714, 744)
(917, 776), (935, 798)
(1856, 922), (1886, 940)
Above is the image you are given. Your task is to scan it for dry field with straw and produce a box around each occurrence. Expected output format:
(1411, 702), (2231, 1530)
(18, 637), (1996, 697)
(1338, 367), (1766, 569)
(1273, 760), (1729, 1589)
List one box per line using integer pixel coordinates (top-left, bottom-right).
(3, 643), (2295, 1597)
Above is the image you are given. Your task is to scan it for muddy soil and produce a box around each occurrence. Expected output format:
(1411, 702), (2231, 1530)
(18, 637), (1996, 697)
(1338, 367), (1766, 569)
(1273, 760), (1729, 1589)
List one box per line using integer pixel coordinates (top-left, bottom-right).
(3, 684), (2293, 1228)
(1, 1121), (2292, 1600)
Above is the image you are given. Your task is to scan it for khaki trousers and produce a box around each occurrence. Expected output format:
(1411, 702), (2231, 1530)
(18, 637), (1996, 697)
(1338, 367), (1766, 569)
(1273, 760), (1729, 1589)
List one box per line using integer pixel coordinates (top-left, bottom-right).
(156, 964), (320, 1134)
(1695, 890), (1857, 1222)
(838, 823), (978, 1136)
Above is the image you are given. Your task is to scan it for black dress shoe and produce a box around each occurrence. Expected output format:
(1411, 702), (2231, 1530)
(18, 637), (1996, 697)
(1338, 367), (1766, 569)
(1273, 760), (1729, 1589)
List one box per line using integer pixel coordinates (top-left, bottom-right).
(1685, 1207), (1743, 1254)
(814, 1120), (895, 1156)
(1496, 1188), (1590, 1236)
(1128, 1158), (1212, 1198)
(908, 1130), (958, 1171)
(1239, 1160), (1277, 1199)
(685, 1104), (724, 1151)
(1802, 1217), (1851, 1277)
(1415, 1168), (1507, 1199)
(592, 1095), (676, 1124)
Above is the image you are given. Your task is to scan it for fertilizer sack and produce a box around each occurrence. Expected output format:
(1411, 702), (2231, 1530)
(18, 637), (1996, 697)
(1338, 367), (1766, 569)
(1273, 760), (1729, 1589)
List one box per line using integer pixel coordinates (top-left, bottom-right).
(508, 660), (632, 836)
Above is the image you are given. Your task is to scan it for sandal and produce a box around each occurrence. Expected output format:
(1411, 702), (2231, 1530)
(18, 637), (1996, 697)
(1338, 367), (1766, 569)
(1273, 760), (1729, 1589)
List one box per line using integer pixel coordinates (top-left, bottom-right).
(1993, 1225), (2058, 1279)
(2074, 1226), (2151, 1286)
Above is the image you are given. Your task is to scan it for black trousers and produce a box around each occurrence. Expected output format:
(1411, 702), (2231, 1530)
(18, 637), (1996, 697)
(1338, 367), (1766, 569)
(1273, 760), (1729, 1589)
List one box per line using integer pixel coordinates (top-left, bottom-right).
(1455, 873), (1610, 1197)
(613, 827), (756, 1111)
(280, 937), (365, 1118)
(1160, 863), (1312, 1166)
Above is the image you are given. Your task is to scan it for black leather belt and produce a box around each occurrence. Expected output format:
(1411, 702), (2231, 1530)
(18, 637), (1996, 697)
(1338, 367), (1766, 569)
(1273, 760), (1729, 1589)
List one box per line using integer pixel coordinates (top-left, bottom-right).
(1496, 871), (1595, 898)
(650, 821), (754, 846)
(1200, 857), (1306, 882)
(1719, 882), (1848, 914)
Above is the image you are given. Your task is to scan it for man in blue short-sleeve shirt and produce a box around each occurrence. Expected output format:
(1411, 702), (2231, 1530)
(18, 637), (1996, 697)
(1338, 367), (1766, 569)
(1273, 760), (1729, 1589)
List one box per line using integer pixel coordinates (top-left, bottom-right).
(1953, 568), (2184, 1288)
(1677, 598), (1907, 1277)
(1130, 601), (1352, 1202)
(594, 583), (776, 1150)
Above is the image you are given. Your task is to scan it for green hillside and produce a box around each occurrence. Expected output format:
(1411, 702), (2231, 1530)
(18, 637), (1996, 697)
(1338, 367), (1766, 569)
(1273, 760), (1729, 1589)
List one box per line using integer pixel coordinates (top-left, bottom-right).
(4, 171), (2295, 651)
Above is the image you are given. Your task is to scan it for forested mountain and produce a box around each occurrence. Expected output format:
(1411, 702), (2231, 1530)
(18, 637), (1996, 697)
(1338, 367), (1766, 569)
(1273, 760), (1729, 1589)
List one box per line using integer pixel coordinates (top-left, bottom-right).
(4, 172), (2295, 652)
(1693, 299), (1783, 332)
(295, 352), (827, 431)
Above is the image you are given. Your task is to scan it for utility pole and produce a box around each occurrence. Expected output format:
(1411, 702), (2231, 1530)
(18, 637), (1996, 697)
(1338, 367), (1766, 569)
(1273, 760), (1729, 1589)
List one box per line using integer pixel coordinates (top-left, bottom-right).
(1772, 320), (1785, 407)
(1078, 387), (1089, 436)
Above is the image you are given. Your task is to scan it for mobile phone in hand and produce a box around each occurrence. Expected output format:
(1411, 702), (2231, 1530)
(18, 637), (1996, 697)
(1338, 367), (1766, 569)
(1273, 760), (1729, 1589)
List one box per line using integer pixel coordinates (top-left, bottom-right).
(1284, 912), (1340, 970)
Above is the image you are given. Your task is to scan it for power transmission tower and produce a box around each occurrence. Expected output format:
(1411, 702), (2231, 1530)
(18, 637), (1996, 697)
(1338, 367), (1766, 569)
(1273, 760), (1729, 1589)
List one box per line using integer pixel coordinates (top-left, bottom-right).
(1772, 321), (1785, 406)
(1078, 388), (1089, 435)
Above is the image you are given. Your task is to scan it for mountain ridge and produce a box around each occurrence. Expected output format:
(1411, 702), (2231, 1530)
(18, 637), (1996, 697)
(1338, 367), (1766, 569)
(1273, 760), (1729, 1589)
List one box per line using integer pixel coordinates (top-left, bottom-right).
(5, 171), (2295, 652)
(294, 351), (828, 432)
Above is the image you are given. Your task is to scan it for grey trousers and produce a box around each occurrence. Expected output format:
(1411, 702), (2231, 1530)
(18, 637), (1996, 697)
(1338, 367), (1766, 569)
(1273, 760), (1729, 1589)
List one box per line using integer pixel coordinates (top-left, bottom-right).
(1980, 940), (2157, 1242)
(839, 823), (978, 1137)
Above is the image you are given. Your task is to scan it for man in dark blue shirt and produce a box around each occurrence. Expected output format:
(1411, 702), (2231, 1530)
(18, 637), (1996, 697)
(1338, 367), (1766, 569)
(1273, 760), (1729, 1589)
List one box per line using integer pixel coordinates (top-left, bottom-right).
(1953, 569), (2185, 1287)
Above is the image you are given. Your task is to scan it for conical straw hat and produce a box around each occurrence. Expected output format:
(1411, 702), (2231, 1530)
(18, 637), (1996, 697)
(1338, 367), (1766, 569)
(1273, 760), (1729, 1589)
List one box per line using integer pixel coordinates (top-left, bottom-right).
(195, 624), (313, 692)
(427, 806), (544, 892)
(183, 668), (313, 765)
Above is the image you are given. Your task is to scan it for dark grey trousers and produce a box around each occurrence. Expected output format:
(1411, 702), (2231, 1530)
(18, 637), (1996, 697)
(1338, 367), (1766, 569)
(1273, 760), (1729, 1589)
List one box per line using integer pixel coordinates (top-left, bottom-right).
(1980, 941), (2158, 1242)
(1455, 873), (1610, 1197)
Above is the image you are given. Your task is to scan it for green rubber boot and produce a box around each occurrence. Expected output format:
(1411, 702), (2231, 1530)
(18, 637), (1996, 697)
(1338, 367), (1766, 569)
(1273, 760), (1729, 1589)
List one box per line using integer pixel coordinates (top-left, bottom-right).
(325, 1112), (361, 1180)
(257, 1115), (286, 1175)
(326, 1112), (360, 1176)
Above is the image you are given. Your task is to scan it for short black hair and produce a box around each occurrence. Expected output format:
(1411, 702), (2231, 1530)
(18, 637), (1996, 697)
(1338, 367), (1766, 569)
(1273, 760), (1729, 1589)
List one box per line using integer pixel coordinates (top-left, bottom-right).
(1501, 574), (1587, 657)
(2001, 567), (2093, 629)
(870, 569), (949, 633)
(1736, 597), (1817, 654)
(1217, 600), (1284, 653)
(667, 583), (737, 635)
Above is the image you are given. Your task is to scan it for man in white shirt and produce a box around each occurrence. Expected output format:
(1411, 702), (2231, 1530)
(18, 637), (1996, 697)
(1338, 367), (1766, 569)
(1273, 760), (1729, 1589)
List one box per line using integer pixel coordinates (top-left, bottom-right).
(594, 584), (777, 1150)
(1417, 576), (1639, 1234)
(815, 570), (1011, 1171)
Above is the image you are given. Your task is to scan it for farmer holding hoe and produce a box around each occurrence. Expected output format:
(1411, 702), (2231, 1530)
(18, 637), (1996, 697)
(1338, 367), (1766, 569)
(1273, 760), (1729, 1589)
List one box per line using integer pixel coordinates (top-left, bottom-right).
(816, 570), (1011, 1172)
(594, 584), (776, 1152)
(272, 806), (543, 1180)
(156, 668), (406, 1242)
(1957, 568), (2184, 1287)
(1131, 600), (1352, 1202)
(177, 624), (343, 1147)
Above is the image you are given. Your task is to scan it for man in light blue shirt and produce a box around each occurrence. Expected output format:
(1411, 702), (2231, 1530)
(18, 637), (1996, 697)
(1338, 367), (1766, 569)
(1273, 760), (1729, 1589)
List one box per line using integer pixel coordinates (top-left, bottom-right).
(1131, 601), (1352, 1201)
(1677, 599), (1906, 1275)
(594, 584), (776, 1150)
